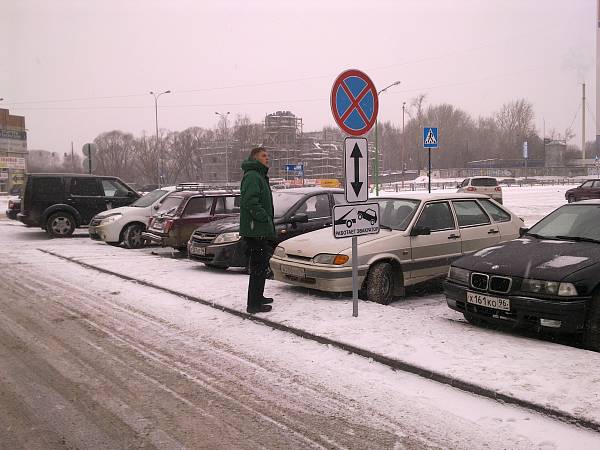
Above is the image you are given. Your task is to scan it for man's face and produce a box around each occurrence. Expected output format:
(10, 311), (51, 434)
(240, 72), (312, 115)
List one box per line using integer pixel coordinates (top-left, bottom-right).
(256, 150), (269, 167)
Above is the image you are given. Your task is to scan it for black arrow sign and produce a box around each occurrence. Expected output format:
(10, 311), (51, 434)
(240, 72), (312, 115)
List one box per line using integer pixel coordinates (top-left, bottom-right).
(350, 143), (363, 196)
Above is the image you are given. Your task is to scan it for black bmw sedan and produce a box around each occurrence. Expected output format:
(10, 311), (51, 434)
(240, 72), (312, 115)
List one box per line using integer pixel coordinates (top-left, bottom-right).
(444, 200), (600, 350)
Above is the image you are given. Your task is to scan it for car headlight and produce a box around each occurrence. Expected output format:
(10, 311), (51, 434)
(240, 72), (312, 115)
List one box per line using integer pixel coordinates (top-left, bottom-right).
(273, 246), (286, 258)
(521, 279), (578, 297)
(313, 253), (349, 265)
(447, 266), (470, 284)
(100, 213), (122, 225)
(213, 232), (240, 244)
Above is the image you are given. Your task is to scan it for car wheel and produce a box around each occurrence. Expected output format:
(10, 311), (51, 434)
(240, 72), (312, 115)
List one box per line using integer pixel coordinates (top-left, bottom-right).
(567, 195), (575, 203)
(122, 223), (145, 249)
(583, 289), (600, 351)
(46, 212), (75, 237)
(204, 263), (229, 270)
(365, 262), (394, 305)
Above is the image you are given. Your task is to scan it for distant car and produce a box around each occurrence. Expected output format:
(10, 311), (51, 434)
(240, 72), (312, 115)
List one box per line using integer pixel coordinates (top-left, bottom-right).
(18, 173), (140, 237)
(270, 193), (523, 304)
(188, 188), (343, 269)
(444, 200), (600, 350)
(89, 186), (176, 248)
(6, 198), (20, 220)
(457, 177), (503, 204)
(565, 179), (600, 203)
(142, 186), (241, 252)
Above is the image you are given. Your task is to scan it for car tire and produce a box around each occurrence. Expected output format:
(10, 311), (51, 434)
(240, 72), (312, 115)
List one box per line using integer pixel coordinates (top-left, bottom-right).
(365, 262), (394, 305)
(46, 212), (76, 237)
(122, 223), (145, 249)
(583, 289), (600, 351)
(567, 195), (575, 203)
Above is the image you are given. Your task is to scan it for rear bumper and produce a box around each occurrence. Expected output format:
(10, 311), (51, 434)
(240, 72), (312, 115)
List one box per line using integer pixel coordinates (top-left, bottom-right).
(17, 212), (39, 227)
(188, 240), (248, 267)
(444, 280), (589, 333)
(6, 210), (18, 220)
(142, 231), (167, 246)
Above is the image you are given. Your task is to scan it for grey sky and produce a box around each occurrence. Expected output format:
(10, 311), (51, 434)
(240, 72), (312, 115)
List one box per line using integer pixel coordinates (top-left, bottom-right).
(2, 0), (595, 154)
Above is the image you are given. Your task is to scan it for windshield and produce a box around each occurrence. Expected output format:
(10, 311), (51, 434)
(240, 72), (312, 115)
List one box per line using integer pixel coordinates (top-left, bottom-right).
(528, 204), (600, 241)
(272, 192), (304, 217)
(131, 189), (170, 208)
(156, 195), (184, 215)
(375, 198), (421, 230)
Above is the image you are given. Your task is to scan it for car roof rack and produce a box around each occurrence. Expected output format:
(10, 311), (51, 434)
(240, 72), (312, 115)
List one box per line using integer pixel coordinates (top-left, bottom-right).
(175, 182), (240, 194)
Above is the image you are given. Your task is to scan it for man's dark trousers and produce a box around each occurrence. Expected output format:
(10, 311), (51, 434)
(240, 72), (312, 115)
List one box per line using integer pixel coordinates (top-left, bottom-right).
(246, 237), (274, 309)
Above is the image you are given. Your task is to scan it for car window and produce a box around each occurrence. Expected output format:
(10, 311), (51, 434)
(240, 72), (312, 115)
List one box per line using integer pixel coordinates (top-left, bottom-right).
(376, 198), (420, 230)
(453, 200), (491, 227)
(70, 178), (102, 196)
(131, 189), (170, 207)
(214, 195), (241, 214)
(582, 181), (594, 188)
(183, 197), (212, 216)
(460, 179), (470, 188)
(479, 199), (511, 222)
(593, 181), (600, 188)
(157, 195), (184, 215)
(529, 205), (592, 238)
(471, 178), (498, 187)
(32, 177), (63, 201)
(272, 192), (304, 217)
(101, 179), (131, 197)
(297, 194), (331, 219)
(415, 201), (455, 231)
(333, 193), (345, 205)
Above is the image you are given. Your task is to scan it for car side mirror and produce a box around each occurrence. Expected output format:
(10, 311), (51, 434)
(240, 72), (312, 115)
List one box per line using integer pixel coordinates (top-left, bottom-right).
(410, 225), (431, 236)
(153, 204), (160, 210)
(290, 213), (309, 223)
(519, 227), (529, 237)
(127, 191), (136, 197)
(456, 183), (461, 189)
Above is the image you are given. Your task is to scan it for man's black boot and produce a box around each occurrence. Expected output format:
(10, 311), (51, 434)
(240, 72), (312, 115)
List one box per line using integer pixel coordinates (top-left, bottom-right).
(261, 297), (273, 304)
(246, 304), (272, 314)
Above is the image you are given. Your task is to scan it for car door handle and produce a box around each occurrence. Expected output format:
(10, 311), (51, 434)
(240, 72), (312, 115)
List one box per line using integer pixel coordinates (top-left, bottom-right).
(488, 229), (499, 234)
(448, 234), (460, 240)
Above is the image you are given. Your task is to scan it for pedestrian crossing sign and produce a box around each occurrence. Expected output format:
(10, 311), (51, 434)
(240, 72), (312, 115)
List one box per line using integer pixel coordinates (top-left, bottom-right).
(423, 127), (438, 149)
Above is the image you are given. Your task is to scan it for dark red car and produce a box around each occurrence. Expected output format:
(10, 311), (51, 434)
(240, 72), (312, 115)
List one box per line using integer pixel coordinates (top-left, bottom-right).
(565, 179), (600, 203)
(141, 186), (240, 252)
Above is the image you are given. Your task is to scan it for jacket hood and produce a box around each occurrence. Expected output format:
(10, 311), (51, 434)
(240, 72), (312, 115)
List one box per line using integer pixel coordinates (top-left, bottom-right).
(241, 158), (269, 175)
(195, 216), (240, 233)
(455, 237), (600, 280)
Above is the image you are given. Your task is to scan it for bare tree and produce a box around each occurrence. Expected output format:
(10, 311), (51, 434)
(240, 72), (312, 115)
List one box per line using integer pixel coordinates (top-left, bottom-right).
(495, 99), (535, 159)
(94, 131), (137, 179)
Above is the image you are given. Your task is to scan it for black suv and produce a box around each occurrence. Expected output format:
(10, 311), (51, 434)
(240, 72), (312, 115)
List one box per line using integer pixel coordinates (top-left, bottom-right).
(188, 187), (344, 269)
(18, 173), (140, 237)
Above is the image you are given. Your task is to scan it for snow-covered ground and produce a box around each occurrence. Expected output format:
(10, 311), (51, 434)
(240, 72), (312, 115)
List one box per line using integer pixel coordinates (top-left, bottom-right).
(3, 184), (599, 430)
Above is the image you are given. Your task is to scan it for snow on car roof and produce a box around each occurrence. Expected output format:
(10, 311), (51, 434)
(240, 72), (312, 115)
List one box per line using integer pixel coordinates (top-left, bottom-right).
(373, 192), (489, 201)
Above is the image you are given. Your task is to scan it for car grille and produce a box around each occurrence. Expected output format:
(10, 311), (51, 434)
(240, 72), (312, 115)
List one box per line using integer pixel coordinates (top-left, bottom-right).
(90, 218), (102, 227)
(470, 272), (512, 294)
(286, 255), (312, 262)
(191, 232), (217, 245)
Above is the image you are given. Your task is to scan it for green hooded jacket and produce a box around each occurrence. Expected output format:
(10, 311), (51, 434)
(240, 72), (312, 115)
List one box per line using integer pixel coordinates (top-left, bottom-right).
(239, 158), (275, 239)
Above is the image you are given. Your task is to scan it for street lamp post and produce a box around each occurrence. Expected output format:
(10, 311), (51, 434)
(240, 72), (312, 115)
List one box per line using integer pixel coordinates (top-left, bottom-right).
(215, 112), (231, 184)
(374, 81), (401, 195)
(150, 90), (171, 187)
(401, 102), (406, 190)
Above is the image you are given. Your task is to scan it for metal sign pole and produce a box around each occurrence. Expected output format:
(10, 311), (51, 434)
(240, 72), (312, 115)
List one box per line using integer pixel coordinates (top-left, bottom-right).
(428, 148), (431, 193)
(352, 236), (358, 317)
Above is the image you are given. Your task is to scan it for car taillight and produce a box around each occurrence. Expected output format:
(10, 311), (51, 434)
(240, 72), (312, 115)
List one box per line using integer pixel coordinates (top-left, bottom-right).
(466, 186), (476, 191)
(495, 186), (501, 191)
(164, 219), (174, 233)
(148, 217), (154, 227)
(8, 200), (15, 208)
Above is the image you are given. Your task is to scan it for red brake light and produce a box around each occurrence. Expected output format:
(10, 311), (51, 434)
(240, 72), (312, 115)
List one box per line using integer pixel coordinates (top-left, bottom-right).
(495, 187), (501, 191)
(164, 219), (174, 233)
(466, 186), (476, 192)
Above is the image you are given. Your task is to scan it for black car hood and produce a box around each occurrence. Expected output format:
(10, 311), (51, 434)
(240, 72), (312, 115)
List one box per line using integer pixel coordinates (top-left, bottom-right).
(196, 216), (240, 233)
(456, 237), (600, 280)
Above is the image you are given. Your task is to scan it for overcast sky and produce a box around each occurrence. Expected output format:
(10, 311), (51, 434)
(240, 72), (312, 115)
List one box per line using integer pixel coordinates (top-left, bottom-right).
(1, 0), (595, 154)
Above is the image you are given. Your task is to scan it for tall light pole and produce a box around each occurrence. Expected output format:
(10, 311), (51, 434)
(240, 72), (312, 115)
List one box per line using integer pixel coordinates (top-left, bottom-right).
(401, 101), (406, 190)
(215, 111), (230, 184)
(150, 90), (171, 187)
(374, 81), (401, 195)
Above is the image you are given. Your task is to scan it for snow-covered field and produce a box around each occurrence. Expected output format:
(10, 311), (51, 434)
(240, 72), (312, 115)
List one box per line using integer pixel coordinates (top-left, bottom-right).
(4, 184), (599, 430)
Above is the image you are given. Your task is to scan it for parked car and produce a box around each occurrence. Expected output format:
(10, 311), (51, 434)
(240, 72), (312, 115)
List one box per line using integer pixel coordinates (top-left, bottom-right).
(444, 200), (600, 349)
(141, 186), (241, 252)
(270, 193), (523, 304)
(187, 187), (344, 269)
(89, 186), (176, 248)
(18, 173), (140, 237)
(565, 179), (600, 203)
(457, 177), (503, 204)
(6, 197), (20, 220)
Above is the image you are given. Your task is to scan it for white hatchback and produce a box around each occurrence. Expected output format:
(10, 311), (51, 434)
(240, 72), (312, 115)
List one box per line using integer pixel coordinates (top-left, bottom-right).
(457, 177), (503, 204)
(270, 193), (523, 304)
(89, 186), (176, 248)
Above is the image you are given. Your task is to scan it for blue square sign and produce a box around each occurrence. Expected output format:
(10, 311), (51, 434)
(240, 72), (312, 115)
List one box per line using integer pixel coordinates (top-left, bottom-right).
(423, 127), (438, 149)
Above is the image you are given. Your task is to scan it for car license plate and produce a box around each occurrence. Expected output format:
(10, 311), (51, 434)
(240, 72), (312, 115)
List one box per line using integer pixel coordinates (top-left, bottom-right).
(280, 264), (305, 278)
(466, 291), (510, 311)
(191, 245), (206, 256)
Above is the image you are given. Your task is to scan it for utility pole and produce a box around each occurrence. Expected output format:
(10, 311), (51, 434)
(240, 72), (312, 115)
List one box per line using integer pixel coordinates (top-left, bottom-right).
(582, 83), (586, 160)
(150, 90), (171, 187)
(401, 102), (406, 190)
(71, 141), (74, 172)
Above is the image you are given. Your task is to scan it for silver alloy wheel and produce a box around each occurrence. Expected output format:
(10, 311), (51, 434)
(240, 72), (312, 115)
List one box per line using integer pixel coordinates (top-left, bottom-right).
(51, 217), (72, 235)
(129, 227), (143, 247)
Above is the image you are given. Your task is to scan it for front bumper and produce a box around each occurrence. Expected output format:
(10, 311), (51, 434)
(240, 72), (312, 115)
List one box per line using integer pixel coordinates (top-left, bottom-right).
(89, 223), (121, 243)
(270, 256), (368, 293)
(188, 239), (248, 267)
(444, 280), (589, 333)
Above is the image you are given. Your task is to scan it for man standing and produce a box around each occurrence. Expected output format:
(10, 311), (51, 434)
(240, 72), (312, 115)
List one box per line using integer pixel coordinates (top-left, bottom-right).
(240, 147), (275, 314)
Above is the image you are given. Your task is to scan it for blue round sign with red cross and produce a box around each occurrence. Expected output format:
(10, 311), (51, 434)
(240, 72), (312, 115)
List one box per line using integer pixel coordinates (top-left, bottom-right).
(330, 69), (378, 136)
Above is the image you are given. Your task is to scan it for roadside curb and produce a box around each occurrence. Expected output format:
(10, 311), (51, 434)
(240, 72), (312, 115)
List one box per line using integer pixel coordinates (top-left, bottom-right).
(39, 248), (600, 433)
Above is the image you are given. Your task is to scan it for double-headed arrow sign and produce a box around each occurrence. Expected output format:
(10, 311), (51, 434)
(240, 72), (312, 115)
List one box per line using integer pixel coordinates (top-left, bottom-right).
(344, 137), (368, 203)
